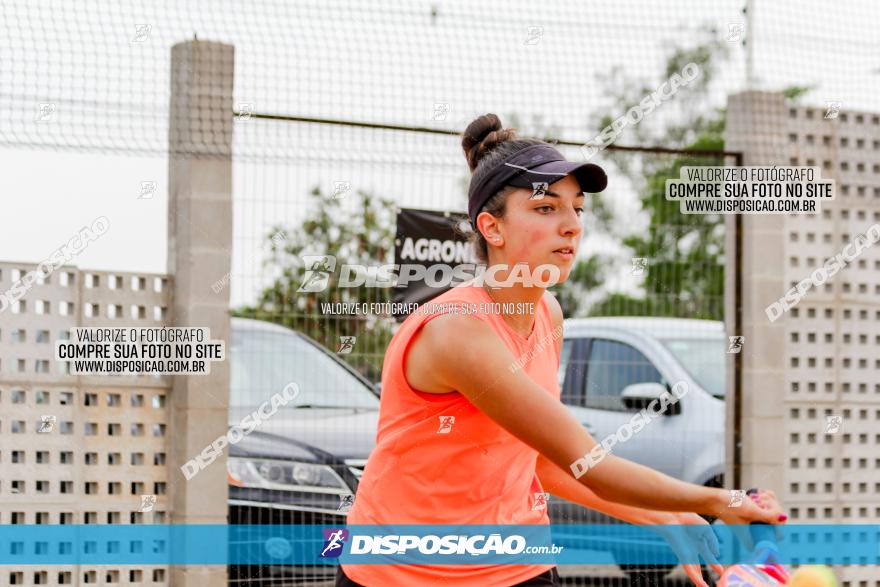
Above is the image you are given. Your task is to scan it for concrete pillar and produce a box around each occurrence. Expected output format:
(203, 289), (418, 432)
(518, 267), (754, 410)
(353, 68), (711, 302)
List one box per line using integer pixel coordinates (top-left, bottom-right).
(167, 40), (234, 587)
(724, 91), (788, 493)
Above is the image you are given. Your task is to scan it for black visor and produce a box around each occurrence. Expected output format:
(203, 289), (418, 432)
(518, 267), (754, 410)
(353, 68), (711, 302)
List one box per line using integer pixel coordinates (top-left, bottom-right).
(467, 143), (607, 228)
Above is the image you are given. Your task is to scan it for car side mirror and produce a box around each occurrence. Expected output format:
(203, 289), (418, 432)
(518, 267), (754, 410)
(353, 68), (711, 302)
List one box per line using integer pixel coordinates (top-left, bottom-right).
(620, 382), (681, 416)
(374, 382), (382, 395)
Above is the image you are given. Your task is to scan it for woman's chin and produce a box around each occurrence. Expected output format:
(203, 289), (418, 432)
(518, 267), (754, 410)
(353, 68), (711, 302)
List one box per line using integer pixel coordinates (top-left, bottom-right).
(553, 271), (570, 286)
(547, 257), (575, 272)
(538, 265), (569, 287)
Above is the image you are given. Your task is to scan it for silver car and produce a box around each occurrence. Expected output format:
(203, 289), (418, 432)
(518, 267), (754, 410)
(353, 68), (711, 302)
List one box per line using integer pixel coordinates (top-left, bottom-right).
(552, 317), (727, 582)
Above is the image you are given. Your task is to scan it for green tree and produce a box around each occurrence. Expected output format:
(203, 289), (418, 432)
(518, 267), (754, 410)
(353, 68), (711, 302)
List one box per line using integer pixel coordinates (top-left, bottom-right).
(581, 32), (810, 320)
(237, 40), (808, 371)
(580, 32), (731, 319)
(233, 187), (397, 383)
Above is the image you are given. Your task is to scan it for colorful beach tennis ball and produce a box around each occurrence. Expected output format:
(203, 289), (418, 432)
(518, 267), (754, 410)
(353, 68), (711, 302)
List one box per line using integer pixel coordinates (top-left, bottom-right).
(789, 565), (837, 587)
(717, 565), (782, 586)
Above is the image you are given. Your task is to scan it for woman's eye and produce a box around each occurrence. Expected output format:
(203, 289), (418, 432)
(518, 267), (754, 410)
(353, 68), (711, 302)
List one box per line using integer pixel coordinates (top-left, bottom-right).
(536, 205), (583, 214)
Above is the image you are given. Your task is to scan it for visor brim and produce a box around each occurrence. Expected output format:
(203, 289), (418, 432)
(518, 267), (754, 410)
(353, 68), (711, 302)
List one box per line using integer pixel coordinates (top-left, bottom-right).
(508, 161), (608, 194)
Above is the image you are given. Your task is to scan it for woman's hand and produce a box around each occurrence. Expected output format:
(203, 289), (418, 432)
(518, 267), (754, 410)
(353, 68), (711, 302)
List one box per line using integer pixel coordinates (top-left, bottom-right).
(715, 488), (787, 554)
(717, 488), (786, 526)
(652, 512), (724, 587)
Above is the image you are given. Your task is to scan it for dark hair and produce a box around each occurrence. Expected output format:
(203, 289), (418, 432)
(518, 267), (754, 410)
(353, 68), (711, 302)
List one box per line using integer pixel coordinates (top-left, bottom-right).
(457, 113), (544, 263)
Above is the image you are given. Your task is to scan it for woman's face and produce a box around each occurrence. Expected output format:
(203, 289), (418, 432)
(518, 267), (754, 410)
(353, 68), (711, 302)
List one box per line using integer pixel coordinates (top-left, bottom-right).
(483, 174), (585, 283)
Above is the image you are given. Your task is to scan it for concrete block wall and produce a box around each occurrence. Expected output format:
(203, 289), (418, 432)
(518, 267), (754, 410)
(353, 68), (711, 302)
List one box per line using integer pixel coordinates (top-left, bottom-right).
(0, 264), (173, 586)
(727, 91), (880, 586)
(0, 40), (234, 587)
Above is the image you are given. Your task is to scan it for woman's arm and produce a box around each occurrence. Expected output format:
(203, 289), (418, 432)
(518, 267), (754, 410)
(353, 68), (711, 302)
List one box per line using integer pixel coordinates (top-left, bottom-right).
(420, 313), (782, 525)
(535, 454), (676, 525)
(539, 295), (674, 524)
(537, 454), (727, 586)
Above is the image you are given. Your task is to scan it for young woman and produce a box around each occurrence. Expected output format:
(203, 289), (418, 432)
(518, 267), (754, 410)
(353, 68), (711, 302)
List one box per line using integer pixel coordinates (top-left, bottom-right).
(337, 113), (786, 587)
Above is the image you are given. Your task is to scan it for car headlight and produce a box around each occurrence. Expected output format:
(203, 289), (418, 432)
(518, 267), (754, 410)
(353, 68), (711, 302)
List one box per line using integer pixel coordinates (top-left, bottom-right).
(227, 457), (350, 493)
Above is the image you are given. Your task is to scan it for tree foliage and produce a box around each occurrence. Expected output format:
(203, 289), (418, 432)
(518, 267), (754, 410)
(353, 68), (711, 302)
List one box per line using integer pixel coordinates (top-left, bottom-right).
(233, 187), (397, 382)
(574, 31), (731, 320)
(237, 30), (808, 376)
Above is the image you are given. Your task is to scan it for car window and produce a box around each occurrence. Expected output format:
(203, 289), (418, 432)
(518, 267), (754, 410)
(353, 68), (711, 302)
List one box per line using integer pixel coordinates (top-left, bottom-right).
(230, 326), (379, 410)
(559, 338), (589, 407)
(584, 338), (663, 411)
(660, 338), (725, 398)
(557, 338), (573, 389)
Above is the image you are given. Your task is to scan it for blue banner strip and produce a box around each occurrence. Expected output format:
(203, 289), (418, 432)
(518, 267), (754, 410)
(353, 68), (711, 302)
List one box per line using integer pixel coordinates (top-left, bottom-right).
(0, 524), (877, 565)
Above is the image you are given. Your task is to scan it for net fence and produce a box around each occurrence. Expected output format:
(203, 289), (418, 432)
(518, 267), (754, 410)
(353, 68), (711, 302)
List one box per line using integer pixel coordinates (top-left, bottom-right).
(1, 1), (879, 586)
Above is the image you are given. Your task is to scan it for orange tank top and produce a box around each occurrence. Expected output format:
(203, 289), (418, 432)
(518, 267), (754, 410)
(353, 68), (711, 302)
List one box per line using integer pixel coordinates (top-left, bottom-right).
(341, 282), (561, 586)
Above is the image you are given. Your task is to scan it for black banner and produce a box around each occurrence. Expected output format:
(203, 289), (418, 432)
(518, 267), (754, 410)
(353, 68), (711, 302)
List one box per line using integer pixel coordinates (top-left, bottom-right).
(392, 207), (476, 321)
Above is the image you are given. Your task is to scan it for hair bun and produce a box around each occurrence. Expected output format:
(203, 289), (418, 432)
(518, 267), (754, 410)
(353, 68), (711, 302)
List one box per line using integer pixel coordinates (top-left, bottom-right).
(461, 113), (518, 172)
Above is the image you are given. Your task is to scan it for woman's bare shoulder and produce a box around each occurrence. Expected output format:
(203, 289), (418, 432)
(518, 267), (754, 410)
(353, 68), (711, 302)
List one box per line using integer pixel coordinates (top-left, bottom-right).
(404, 313), (500, 394)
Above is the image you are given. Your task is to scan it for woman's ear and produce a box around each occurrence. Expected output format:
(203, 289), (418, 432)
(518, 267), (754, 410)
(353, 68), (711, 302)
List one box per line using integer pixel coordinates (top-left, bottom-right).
(476, 214), (503, 246)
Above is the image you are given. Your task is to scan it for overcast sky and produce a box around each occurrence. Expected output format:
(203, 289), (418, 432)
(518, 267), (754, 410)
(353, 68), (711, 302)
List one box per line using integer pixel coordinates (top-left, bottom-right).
(1, 0), (877, 306)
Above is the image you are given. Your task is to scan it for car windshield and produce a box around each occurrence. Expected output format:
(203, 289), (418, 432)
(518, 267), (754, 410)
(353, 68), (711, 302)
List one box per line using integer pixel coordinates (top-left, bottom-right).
(230, 325), (379, 410)
(659, 338), (726, 398)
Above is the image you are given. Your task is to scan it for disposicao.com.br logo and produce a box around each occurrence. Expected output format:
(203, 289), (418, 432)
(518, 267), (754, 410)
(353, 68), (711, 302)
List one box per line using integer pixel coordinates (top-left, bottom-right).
(320, 525), (563, 563)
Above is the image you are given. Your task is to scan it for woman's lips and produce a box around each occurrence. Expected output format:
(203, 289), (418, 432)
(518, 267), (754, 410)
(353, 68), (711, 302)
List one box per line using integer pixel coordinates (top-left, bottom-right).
(553, 248), (574, 260)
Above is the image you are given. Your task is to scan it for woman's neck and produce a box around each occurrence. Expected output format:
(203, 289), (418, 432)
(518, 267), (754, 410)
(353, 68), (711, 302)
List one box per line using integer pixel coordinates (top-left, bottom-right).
(481, 281), (544, 338)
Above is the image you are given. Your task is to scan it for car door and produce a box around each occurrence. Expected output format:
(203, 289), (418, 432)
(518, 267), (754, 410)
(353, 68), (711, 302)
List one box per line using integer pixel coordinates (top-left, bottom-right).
(553, 336), (606, 524)
(563, 336), (684, 479)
